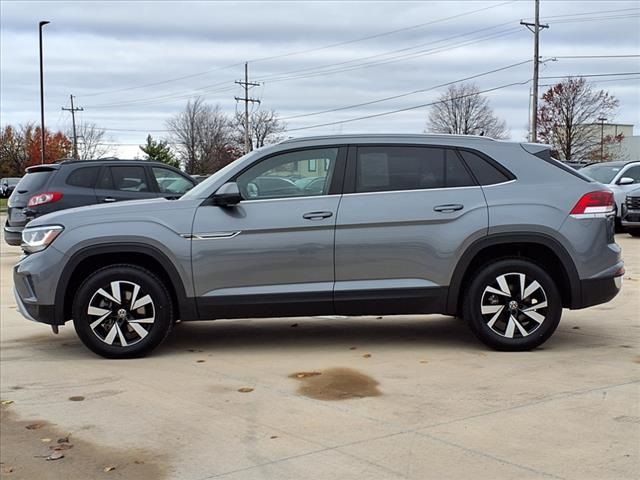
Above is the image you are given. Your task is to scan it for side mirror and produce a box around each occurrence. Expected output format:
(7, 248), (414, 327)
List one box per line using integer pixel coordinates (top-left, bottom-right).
(212, 182), (242, 206)
(618, 177), (634, 186)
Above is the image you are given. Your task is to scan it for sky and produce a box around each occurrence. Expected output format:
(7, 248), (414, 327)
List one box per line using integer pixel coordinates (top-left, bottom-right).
(1, 0), (639, 159)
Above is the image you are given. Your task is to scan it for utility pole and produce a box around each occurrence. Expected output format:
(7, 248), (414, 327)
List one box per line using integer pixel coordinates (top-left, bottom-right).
(62, 94), (83, 159)
(234, 62), (260, 153)
(39, 20), (50, 164)
(598, 116), (607, 162)
(521, 0), (548, 143)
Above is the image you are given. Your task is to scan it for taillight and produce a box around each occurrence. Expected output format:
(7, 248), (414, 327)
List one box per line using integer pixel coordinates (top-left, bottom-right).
(27, 192), (63, 207)
(570, 191), (615, 216)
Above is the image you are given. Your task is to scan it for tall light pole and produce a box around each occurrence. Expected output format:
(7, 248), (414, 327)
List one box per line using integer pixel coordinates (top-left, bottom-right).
(39, 20), (50, 164)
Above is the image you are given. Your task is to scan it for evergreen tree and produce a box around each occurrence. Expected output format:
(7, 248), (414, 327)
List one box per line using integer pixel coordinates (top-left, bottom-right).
(140, 134), (179, 168)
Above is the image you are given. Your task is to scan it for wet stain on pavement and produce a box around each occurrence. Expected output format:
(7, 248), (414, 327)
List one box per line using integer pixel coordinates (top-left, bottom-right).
(289, 367), (381, 401)
(0, 405), (167, 479)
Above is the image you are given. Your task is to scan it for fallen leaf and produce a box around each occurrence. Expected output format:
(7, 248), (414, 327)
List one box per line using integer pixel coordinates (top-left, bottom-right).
(51, 443), (73, 451)
(104, 465), (117, 472)
(270, 435), (278, 439)
(57, 435), (71, 444)
(363, 354), (372, 358)
(376, 316), (383, 319)
(572, 326), (580, 330)
(295, 372), (322, 379)
(1, 400), (14, 405)
(26, 422), (46, 430)
(349, 346), (357, 350)
(45, 452), (64, 461)
(237, 387), (254, 393)
(196, 360), (206, 363)
(2, 466), (14, 474)
(290, 323), (299, 328)
(134, 460), (145, 465)
(40, 438), (52, 443)
(419, 360), (428, 364)
(68, 396), (85, 402)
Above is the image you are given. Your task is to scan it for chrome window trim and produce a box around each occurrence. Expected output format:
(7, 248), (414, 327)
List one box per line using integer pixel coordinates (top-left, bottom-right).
(240, 194), (341, 204)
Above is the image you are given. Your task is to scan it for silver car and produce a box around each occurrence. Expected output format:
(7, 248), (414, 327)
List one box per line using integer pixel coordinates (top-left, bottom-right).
(13, 134), (624, 358)
(580, 160), (640, 227)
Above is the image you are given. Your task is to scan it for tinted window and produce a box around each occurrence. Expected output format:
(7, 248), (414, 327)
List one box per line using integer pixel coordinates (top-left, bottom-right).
(152, 167), (194, 195)
(621, 166), (640, 183)
(66, 167), (100, 188)
(355, 146), (475, 193)
(236, 148), (338, 200)
(15, 170), (53, 192)
(97, 166), (149, 192)
(458, 150), (511, 185)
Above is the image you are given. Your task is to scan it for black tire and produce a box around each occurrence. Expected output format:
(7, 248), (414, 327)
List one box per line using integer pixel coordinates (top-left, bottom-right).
(463, 259), (562, 351)
(628, 229), (640, 237)
(72, 264), (173, 358)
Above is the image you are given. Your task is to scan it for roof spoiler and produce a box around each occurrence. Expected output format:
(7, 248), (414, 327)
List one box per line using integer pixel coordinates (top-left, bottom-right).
(25, 164), (61, 173)
(520, 143), (551, 161)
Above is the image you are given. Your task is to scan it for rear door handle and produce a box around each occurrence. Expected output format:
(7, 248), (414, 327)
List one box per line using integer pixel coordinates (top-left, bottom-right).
(303, 211), (333, 220)
(103, 197), (117, 203)
(434, 204), (464, 212)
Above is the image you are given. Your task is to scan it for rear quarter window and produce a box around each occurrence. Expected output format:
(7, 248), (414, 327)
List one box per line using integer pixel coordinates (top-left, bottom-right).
(457, 150), (512, 185)
(65, 166), (100, 188)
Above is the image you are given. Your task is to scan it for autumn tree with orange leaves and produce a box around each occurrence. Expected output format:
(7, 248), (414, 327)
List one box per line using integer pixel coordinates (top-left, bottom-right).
(0, 124), (72, 176)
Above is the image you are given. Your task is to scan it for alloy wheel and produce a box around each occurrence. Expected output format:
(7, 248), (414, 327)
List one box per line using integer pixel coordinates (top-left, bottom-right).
(86, 280), (155, 347)
(480, 272), (548, 339)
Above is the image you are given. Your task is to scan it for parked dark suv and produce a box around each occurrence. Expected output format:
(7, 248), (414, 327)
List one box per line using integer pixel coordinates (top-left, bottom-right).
(4, 159), (196, 246)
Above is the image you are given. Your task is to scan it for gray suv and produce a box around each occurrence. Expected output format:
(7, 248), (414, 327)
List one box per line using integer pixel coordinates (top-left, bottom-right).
(13, 135), (624, 358)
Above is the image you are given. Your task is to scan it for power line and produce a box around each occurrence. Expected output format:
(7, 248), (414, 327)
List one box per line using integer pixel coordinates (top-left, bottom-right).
(284, 80), (531, 133)
(280, 59), (531, 121)
(82, 1), (515, 98)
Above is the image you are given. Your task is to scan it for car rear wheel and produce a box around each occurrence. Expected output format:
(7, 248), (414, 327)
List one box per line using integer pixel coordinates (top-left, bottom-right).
(463, 259), (562, 351)
(72, 265), (173, 358)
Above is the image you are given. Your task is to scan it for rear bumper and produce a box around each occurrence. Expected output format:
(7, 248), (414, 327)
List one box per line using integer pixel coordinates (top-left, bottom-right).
(577, 270), (624, 309)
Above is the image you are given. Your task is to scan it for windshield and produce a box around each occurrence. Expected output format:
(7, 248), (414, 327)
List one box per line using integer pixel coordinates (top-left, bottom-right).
(180, 149), (264, 200)
(580, 164), (621, 184)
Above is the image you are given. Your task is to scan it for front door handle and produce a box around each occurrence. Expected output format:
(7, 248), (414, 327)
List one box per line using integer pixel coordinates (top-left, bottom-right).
(103, 197), (117, 203)
(434, 204), (464, 213)
(303, 211), (333, 220)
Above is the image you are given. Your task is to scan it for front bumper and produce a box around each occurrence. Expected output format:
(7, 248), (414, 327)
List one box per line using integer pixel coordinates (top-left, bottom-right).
(4, 222), (23, 246)
(621, 205), (640, 227)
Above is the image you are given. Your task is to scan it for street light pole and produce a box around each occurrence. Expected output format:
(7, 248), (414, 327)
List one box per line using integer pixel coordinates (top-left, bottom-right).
(39, 20), (50, 164)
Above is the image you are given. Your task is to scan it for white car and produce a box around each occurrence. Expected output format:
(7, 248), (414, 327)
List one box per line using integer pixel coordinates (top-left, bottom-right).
(580, 161), (640, 227)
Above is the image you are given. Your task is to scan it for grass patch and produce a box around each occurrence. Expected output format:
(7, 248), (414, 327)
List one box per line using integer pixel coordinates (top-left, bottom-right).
(0, 198), (7, 213)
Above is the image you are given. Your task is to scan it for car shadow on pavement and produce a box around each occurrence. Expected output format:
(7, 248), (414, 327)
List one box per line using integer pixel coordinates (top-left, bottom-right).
(158, 316), (488, 354)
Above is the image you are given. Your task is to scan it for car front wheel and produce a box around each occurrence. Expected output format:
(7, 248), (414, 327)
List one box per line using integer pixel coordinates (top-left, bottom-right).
(463, 259), (562, 351)
(72, 265), (173, 358)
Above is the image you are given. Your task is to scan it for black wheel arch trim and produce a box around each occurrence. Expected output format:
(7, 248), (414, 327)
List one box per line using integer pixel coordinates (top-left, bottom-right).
(56, 242), (198, 324)
(446, 232), (581, 315)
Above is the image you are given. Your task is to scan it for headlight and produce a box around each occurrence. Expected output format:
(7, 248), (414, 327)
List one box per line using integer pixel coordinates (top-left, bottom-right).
(21, 225), (64, 253)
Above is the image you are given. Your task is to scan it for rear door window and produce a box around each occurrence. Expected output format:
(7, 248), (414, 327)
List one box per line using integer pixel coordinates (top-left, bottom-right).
(151, 167), (195, 195)
(355, 146), (475, 193)
(97, 166), (150, 192)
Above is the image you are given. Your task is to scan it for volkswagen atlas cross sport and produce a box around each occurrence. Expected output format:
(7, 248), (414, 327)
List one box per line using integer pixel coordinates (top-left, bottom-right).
(13, 134), (624, 358)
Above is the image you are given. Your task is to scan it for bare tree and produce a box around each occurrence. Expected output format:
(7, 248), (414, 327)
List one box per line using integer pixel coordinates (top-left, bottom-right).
(167, 97), (239, 174)
(537, 77), (622, 161)
(425, 83), (509, 139)
(72, 123), (113, 160)
(232, 109), (286, 150)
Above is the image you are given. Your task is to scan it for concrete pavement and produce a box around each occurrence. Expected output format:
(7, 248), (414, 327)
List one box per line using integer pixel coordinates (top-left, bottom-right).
(1, 230), (638, 479)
